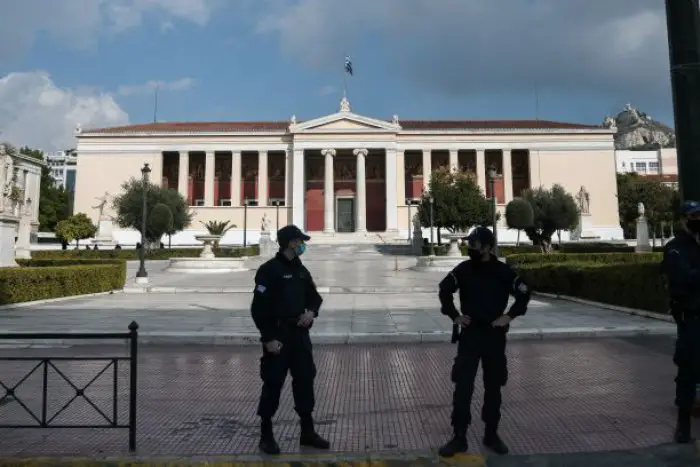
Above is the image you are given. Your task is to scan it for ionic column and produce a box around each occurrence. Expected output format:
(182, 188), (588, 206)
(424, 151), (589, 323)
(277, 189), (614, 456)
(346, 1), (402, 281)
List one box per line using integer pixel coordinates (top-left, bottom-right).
(258, 151), (268, 206)
(178, 151), (189, 202)
(502, 149), (513, 202)
(449, 149), (459, 173)
(204, 151), (215, 206)
(284, 150), (290, 206)
(354, 148), (368, 232)
(291, 149), (305, 226)
(321, 149), (336, 232)
(476, 149), (486, 192)
(231, 151), (241, 206)
(385, 148), (398, 231)
(422, 150), (431, 190)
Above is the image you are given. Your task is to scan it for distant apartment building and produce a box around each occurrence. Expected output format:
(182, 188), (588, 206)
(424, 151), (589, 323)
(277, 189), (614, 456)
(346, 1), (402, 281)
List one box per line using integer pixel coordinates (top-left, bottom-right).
(45, 149), (78, 214)
(615, 148), (678, 188)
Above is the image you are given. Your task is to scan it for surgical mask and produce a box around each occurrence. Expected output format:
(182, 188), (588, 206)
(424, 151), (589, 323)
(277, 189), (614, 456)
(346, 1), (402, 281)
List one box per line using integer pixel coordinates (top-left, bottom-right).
(687, 219), (700, 234)
(294, 242), (306, 256)
(467, 248), (482, 262)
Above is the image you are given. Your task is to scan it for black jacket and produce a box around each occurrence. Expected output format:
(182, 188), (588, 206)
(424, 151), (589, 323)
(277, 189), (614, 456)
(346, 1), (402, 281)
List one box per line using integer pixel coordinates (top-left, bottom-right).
(438, 257), (531, 324)
(250, 252), (323, 342)
(662, 231), (700, 317)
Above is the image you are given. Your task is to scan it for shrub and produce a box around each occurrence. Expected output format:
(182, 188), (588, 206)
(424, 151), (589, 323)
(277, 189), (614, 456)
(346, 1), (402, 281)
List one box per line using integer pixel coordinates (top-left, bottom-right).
(515, 262), (668, 313)
(0, 262), (126, 305)
(506, 252), (662, 267)
(31, 245), (259, 260)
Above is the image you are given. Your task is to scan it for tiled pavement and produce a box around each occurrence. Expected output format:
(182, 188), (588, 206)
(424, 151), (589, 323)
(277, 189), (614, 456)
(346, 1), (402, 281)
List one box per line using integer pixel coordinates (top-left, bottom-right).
(0, 336), (697, 462)
(0, 292), (675, 346)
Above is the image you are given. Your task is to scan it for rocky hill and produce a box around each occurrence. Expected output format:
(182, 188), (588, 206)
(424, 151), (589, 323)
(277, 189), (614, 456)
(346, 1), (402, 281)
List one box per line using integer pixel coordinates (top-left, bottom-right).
(602, 104), (676, 150)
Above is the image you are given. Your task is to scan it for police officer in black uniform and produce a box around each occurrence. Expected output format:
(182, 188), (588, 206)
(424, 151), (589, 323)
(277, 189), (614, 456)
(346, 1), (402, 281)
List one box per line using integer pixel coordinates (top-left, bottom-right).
(662, 200), (700, 444)
(437, 227), (531, 457)
(250, 224), (330, 454)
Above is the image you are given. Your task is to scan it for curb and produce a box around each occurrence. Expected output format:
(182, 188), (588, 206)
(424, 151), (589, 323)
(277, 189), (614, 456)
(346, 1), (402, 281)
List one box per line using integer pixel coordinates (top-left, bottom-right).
(0, 453), (486, 466)
(534, 292), (675, 323)
(0, 326), (676, 348)
(0, 290), (123, 310)
(122, 286), (439, 294)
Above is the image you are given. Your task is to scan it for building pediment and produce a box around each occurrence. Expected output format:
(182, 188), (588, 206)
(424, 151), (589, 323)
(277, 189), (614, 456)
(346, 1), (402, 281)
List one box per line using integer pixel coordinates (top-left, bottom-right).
(291, 101), (401, 134)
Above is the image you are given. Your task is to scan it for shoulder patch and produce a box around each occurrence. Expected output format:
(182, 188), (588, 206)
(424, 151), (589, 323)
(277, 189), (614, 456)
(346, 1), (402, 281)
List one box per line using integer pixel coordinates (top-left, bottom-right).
(255, 284), (266, 293)
(517, 282), (529, 293)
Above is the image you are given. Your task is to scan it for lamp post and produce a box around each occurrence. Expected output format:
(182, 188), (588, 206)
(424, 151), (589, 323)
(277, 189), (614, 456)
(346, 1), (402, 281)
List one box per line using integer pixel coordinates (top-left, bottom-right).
(429, 196), (435, 255)
(135, 163), (151, 284)
(487, 164), (499, 257)
(273, 200), (280, 232)
(406, 199), (412, 242)
(243, 199), (248, 247)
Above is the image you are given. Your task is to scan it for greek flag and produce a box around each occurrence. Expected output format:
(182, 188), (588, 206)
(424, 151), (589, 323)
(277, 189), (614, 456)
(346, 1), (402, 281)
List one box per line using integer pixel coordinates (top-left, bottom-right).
(344, 56), (353, 76)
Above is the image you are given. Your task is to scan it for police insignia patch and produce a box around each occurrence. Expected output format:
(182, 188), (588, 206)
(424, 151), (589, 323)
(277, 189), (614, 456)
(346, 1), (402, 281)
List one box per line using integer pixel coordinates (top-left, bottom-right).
(256, 284), (266, 293)
(517, 283), (528, 293)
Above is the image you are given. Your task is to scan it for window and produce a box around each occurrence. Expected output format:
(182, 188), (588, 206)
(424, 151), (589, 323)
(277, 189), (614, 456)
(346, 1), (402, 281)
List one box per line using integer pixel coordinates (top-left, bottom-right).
(634, 162), (647, 173)
(269, 198), (285, 207)
(194, 199), (205, 206)
(648, 162), (660, 173)
(219, 199), (232, 207)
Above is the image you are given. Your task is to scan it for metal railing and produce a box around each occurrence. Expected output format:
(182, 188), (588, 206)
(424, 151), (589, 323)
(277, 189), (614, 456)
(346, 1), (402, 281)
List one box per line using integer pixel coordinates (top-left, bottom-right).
(0, 321), (139, 451)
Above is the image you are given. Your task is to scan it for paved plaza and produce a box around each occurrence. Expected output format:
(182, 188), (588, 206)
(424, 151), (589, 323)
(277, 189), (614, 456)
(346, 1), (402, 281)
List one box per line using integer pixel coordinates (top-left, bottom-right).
(0, 337), (697, 463)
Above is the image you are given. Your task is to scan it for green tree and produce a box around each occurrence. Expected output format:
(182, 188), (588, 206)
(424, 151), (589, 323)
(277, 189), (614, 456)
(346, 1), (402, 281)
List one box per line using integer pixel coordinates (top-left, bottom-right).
(17, 146), (70, 232)
(616, 173), (676, 242)
(149, 203), (174, 245)
(505, 198), (534, 245)
(416, 168), (494, 243)
(521, 184), (580, 252)
(55, 213), (97, 247)
(112, 178), (192, 248)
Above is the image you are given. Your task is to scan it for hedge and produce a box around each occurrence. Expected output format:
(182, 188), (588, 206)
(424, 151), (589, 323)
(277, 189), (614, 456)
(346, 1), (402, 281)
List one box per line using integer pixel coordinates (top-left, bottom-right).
(31, 245), (259, 261)
(421, 242), (660, 257)
(0, 261), (127, 305)
(507, 252), (662, 266)
(515, 262), (668, 313)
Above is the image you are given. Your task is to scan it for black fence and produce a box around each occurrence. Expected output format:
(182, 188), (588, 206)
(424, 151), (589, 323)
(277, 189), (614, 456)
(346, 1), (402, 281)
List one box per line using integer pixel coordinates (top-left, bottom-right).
(0, 321), (139, 451)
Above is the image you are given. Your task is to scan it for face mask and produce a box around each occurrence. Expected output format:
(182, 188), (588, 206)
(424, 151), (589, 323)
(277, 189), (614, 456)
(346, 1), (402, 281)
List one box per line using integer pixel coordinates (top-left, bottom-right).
(467, 248), (481, 261)
(687, 219), (700, 234)
(294, 242), (306, 256)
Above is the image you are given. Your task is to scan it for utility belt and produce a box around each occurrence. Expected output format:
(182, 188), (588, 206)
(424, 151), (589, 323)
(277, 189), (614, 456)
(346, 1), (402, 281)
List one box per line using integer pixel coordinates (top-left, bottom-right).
(277, 316), (303, 327)
(450, 316), (506, 343)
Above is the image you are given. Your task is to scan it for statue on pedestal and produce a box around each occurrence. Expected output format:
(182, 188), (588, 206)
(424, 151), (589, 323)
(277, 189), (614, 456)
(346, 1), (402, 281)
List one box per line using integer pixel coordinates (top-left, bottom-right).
(261, 213), (271, 232)
(92, 192), (110, 220)
(576, 186), (590, 215)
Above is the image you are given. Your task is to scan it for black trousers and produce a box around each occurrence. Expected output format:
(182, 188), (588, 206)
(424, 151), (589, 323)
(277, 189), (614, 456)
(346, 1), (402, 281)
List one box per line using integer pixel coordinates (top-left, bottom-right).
(674, 318), (700, 410)
(257, 327), (317, 420)
(450, 326), (508, 435)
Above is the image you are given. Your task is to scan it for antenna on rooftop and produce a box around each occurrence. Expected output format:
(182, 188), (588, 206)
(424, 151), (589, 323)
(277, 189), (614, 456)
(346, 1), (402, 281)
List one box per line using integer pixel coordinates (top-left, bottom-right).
(152, 84), (160, 123)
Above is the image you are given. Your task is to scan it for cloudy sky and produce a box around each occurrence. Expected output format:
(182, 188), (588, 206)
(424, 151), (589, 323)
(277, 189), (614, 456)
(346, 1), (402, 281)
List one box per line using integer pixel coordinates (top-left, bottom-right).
(0, 0), (674, 151)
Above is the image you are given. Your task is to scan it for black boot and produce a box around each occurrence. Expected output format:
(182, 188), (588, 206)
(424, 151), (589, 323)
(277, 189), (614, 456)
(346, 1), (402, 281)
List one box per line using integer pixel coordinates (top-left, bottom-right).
(438, 433), (468, 457)
(259, 418), (281, 455)
(483, 426), (509, 455)
(674, 408), (695, 444)
(299, 416), (330, 449)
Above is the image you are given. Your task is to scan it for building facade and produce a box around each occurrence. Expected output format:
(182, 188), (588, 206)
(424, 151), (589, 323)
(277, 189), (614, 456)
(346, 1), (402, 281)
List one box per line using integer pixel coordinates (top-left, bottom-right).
(615, 148), (678, 188)
(74, 99), (623, 245)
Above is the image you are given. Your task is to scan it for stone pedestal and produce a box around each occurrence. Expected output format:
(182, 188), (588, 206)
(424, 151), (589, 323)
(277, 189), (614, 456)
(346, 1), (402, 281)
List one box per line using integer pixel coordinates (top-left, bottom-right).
(577, 214), (599, 240)
(93, 218), (115, 246)
(635, 215), (652, 252)
(0, 214), (19, 267)
(411, 228), (423, 256)
(259, 231), (275, 257)
(15, 216), (31, 259)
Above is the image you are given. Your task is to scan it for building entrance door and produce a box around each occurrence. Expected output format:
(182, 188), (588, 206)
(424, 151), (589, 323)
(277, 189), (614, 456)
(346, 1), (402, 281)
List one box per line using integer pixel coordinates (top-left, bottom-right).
(336, 198), (355, 232)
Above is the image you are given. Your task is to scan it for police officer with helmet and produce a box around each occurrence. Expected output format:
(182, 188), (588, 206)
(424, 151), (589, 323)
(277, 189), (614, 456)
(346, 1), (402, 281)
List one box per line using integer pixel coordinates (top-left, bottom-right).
(437, 226), (531, 457)
(662, 200), (700, 443)
(250, 224), (330, 454)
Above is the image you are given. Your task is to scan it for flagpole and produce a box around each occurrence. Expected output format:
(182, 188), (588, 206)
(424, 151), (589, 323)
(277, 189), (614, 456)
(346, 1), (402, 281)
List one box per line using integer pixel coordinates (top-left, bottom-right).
(342, 53), (348, 99)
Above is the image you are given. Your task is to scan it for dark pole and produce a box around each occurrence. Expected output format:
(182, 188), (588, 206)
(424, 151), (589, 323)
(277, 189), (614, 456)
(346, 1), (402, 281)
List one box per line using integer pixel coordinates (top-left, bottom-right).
(128, 320), (139, 452)
(429, 197), (435, 255)
(274, 200), (280, 231)
(488, 165), (499, 257)
(136, 163), (150, 281)
(243, 200), (248, 247)
(665, 0), (700, 202)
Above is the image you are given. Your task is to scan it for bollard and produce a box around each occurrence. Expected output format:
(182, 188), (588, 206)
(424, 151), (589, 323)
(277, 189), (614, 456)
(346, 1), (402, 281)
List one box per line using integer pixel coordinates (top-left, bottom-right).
(394, 255), (398, 271)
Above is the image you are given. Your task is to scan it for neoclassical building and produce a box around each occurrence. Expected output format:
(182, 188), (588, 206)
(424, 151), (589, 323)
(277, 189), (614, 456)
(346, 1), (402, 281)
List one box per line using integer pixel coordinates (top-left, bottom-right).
(74, 98), (623, 245)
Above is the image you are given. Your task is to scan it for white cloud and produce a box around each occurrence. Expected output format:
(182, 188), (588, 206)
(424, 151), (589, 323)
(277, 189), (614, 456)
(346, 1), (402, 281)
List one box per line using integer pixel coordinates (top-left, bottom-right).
(0, 72), (129, 151)
(117, 78), (196, 96)
(0, 0), (220, 58)
(317, 84), (337, 97)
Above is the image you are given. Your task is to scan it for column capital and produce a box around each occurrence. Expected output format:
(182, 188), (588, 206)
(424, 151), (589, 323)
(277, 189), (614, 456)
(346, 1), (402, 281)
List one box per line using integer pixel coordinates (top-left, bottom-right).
(353, 148), (368, 157)
(321, 148), (336, 157)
